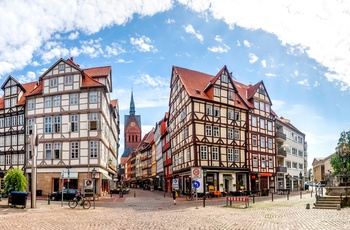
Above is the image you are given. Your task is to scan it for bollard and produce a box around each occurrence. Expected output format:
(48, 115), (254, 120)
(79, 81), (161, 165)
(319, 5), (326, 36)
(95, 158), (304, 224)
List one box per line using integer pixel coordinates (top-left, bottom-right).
(164, 192), (166, 198)
(287, 193), (289, 200)
(271, 192), (273, 202)
(48, 193), (51, 205)
(306, 203), (310, 209)
(300, 190), (302, 199)
(311, 190), (312, 197)
(252, 194), (255, 204)
(134, 191), (136, 197)
(0, 192), (2, 201)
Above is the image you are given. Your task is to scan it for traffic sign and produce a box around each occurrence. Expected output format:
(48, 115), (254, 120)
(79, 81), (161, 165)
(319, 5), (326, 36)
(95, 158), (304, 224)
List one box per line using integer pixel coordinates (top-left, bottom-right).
(172, 179), (179, 190)
(191, 167), (201, 179)
(192, 180), (200, 189)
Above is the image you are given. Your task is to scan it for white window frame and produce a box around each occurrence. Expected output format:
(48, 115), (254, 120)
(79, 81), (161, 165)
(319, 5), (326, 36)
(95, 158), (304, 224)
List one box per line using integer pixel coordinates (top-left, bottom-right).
(252, 116), (257, 127)
(214, 88), (220, 96)
(205, 126), (212, 136)
(227, 148), (233, 162)
(50, 78), (57, 87)
(45, 97), (52, 108)
(65, 75), (73, 85)
(45, 143), (52, 159)
(90, 141), (98, 159)
(206, 105), (212, 115)
(28, 99), (35, 110)
(53, 96), (60, 107)
(213, 126), (219, 137)
(228, 128), (234, 139)
(200, 145), (207, 160)
(71, 142), (79, 159)
(214, 107), (220, 117)
(228, 109), (234, 119)
(260, 136), (265, 148)
(234, 149), (240, 162)
(89, 91), (98, 103)
(212, 147), (219, 160)
(70, 94), (79, 105)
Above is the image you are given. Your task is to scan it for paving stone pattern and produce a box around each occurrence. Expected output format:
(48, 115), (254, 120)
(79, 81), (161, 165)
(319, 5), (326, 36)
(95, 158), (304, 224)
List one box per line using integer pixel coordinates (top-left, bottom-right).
(1, 189), (350, 230)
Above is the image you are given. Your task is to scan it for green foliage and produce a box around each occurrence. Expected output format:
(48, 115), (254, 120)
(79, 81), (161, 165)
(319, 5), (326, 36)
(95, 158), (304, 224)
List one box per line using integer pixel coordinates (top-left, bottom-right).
(331, 131), (350, 176)
(331, 154), (344, 175)
(3, 167), (27, 195)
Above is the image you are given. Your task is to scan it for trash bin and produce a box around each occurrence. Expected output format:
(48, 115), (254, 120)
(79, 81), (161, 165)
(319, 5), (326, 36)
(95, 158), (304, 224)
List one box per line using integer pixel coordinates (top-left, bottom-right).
(10, 191), (28, 208)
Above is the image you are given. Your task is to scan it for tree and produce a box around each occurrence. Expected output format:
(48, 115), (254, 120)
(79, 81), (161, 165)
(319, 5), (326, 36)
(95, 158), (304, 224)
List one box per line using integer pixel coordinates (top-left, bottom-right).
(3, 167), (27, 195)
(330, 131), (350, 184)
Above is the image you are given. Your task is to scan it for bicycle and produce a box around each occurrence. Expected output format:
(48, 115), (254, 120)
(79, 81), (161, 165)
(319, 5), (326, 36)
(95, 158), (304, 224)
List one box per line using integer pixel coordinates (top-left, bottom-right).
(186, 191), (196, 201)
(68, 194), (91, 209)
(199, 192), (213, 200)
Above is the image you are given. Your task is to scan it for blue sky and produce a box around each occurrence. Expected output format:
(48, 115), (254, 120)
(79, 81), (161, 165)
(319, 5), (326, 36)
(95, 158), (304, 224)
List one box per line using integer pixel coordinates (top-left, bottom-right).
(1, 0), (350, 169)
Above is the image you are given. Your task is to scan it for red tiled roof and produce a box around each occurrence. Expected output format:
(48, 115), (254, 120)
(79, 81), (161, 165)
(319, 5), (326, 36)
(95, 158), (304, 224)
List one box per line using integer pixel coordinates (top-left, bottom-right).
(17, 82), (38, 105)
(27, 80), (43, 96)
(173, 66), (251, 110)
(84, 66), (111, 78)
(110, 99), (117, 107)
(81, 72), (105, 88)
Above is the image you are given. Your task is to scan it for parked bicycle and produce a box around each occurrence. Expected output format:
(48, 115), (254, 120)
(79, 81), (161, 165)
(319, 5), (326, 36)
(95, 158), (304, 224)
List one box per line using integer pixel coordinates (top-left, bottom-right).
(198, 192), (213, 200)
(68, 193), (91, 209)
(186, 191), (196, 201)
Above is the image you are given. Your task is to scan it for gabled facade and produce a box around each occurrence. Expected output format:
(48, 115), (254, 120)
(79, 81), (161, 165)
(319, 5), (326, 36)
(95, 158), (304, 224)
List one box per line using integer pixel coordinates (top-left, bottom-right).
(0, 76), (37, 189)
(244, 81), (276, 192)
(24, 57), (119, 196)
(168, 66), (250, 193)
(154, 119), (164, 190)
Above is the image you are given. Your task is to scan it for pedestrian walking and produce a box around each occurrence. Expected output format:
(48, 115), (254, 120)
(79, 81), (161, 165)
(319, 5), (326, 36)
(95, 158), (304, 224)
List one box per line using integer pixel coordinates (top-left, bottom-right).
(172, 189), (177, 205)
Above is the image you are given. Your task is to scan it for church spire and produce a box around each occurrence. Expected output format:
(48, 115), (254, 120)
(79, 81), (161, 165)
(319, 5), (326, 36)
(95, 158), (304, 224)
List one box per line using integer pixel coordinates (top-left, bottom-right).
(129, 88), (135, 115)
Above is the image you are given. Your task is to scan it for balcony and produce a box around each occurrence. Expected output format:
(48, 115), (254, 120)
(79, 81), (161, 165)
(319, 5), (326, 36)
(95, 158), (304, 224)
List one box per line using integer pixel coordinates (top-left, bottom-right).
(276, 166), (287, 173)
(276, 131), (286, 141)
(276, 148), (287, 157)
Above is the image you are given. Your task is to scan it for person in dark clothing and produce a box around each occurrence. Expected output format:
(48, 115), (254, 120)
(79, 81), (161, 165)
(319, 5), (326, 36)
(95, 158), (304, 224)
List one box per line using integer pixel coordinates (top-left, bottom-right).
(172, 189), (177, 205)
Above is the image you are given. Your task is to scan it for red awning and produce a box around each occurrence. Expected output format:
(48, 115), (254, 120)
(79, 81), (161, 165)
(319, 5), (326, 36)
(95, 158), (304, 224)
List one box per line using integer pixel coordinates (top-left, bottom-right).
(260, 173), (272, 177)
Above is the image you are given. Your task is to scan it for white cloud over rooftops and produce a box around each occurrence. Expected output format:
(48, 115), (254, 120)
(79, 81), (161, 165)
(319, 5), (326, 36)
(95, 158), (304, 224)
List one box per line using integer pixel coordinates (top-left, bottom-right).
(181, 0), (350, 91)
(130, 36), (158, 53)
(184, 24), (204, 43)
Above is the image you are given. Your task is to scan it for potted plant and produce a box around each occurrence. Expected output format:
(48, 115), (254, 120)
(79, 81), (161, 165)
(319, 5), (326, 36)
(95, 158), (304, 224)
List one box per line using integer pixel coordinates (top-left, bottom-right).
(3, 167), (27, 195)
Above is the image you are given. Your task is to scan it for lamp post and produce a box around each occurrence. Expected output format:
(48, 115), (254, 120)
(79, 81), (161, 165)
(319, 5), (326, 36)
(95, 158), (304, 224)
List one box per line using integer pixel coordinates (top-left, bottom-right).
(31, 124), (38, 209)
(203, 170), (207, 207)
(92, 168), (97, 209)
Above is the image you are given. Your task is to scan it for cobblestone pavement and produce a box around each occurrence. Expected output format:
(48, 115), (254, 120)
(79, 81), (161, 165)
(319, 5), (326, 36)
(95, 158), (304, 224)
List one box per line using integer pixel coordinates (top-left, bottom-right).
(1, 189), (350, 230)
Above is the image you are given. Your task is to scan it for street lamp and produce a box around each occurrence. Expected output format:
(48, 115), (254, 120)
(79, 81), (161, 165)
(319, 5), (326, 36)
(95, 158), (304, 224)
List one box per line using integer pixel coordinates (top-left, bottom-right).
(92, 168), (97, 209)
(203, 170), (207, 207)
(299, 171), (303, 191)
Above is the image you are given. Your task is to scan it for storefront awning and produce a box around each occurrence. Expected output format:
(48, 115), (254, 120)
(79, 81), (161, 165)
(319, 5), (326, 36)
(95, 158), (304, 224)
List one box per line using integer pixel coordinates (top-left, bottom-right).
(260, 173), (272, 177)
(102, 173), (112, 180)
(223, 175), (233, 180)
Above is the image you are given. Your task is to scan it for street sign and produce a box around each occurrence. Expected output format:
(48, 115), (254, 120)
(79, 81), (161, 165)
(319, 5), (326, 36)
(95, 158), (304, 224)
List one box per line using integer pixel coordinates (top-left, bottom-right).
(192, 180), (200, 189)
(191, 167), (202, 179)
(172, 179), (179, 190)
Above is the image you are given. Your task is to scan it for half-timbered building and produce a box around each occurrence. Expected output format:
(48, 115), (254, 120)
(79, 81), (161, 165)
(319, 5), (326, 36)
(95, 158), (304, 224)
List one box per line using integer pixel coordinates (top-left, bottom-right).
(0, 76), (37, 189)
(24, 57), (119, 197)
(168, 66), (250, 194)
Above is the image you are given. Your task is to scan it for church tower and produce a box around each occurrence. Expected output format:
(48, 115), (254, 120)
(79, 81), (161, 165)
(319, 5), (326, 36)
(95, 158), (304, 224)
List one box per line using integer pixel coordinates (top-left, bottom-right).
(121, 90), (141, 164)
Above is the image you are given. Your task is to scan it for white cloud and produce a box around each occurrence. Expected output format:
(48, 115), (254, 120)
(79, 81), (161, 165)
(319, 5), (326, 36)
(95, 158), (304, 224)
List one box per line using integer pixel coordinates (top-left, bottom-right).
(166, 18), (175, 24)
(261, 60), (267, 68)
(265, 73), (277, 78)
(214, 35), (222, 42)
(0, 0), (173, 76)
(313, 81), (320, 87)
(179, 0), (350, 91)
(68, 31), (79, 40)
(208, 45), (230, 53)
(17, 71), (37, 84)
(104, 43), (126, 57)
(294, 70), (299, 77)
(243, 40), (251, 47)
(130, 35), (157, 52)
(248, 53), (259, 63)
(116, 59), (133, 64)
(297, 78), (310, 86)
(184, 24), (204, 43)
(133, 73), (169, 87)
